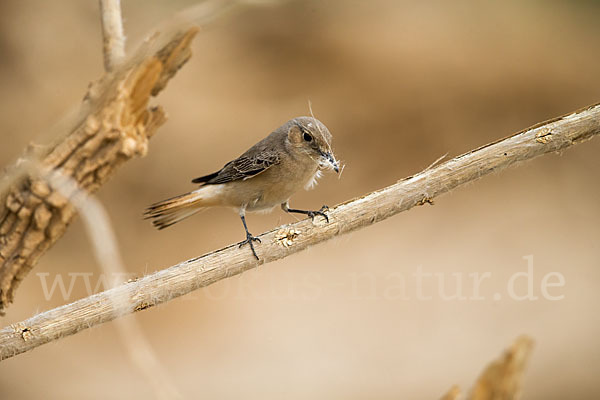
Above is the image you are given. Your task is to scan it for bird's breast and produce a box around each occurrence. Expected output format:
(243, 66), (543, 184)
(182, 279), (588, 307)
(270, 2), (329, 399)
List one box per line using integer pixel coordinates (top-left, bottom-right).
(216, 155), (320, 212)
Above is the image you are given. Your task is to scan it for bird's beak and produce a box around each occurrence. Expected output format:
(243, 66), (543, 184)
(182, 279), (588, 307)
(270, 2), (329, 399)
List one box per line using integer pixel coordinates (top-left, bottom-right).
(321, 151), (340, 173)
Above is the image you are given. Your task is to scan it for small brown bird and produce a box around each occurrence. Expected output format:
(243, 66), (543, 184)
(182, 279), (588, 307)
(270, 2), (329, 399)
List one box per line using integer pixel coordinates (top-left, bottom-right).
(144, 116), (339, 259)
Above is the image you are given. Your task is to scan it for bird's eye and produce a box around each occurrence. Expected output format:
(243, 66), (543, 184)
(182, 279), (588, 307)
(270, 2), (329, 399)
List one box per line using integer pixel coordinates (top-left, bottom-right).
(303, 132), (313, 142)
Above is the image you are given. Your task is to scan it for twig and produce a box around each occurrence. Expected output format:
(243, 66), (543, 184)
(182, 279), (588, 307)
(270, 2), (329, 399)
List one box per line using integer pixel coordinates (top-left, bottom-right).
(99, 0), (126, 71)
(1, 103), (598, 360)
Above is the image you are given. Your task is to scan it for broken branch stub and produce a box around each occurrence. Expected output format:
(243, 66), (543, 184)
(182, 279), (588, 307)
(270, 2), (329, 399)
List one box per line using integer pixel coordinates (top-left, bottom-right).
(468, 336), (534, 400)
(0, 27), (199, 314)
(439, 336), (534, 400)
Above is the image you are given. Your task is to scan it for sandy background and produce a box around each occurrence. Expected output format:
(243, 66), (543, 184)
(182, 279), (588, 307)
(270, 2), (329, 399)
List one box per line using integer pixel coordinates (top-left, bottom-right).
(1, 0), (599, 398)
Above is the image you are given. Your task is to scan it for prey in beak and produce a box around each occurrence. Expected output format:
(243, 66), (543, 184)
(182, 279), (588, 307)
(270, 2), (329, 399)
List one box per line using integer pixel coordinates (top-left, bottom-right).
(320, 151), (340, 173)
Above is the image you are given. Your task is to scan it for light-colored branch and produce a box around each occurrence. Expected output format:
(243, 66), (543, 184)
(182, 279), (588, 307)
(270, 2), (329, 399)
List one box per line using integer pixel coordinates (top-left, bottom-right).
(439, 336), (534, 400)
(468, 336), (534, 400)
(0, 27), (199, 314)
(42, 166), (181, 398)
(1, 103), (598, 360)
(0, 0), (253, 316)
(440, 385), (461, 400)
(99, 0), (126, 71)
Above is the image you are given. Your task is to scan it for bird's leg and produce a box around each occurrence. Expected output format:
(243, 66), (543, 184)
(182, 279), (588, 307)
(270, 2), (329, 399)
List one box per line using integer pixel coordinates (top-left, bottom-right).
(238, 213), (261, 260)
(281, 202), (330, 223)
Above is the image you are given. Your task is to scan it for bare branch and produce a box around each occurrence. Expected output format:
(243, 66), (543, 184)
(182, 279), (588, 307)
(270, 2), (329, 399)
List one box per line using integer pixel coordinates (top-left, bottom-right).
(0, 27), (199, 314)
(39, 165), (181, 399)
(1, 103), (598, 360)
(0, 0), (260, 316)
(99, 0), (126, 71)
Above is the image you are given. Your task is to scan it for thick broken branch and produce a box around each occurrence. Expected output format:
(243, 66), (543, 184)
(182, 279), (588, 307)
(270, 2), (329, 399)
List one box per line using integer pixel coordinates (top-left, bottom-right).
(0, 103), (598, 360)
(0, 27), (199, 314)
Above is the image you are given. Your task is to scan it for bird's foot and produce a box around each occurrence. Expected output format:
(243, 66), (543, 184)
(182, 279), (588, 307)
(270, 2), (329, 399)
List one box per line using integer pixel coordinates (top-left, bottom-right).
(307, 205), (330, 223)
(239, 232), (261, 260)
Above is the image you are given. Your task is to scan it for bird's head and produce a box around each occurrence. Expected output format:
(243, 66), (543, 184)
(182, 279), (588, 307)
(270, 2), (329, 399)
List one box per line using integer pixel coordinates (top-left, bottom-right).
(286, 116), (339, 173)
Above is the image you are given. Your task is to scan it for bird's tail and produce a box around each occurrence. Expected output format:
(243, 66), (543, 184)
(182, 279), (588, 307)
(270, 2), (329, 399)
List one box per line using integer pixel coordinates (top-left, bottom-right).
(144, 189), (208, 230)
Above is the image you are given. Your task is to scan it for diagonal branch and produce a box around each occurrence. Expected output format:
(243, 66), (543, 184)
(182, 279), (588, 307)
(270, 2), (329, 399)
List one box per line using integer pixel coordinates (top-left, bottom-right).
(1, 103), (599, 361)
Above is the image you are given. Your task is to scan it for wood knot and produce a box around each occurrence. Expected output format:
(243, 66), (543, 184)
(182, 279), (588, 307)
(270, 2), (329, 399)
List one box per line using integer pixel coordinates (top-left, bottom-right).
(13, 323), (33, 341)
(134, 301), (153, 312)
(275, 228), (302, 248)
(21, 327), (33, 342)
(535, 127), (553, 144)
(417, 197), (435, 206)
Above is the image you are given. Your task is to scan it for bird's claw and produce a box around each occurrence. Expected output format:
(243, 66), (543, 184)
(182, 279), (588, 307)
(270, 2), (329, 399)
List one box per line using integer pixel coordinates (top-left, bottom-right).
(239, 233), (261, 260)
(308, 205), (330, 223)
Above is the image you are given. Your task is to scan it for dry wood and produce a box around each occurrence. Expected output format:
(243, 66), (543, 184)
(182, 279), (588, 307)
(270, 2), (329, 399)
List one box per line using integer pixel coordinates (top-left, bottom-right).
(440, 386), (461, 400)
(468, 336), (534, 400)
(0, 27), (199, 314)
(439, 336), (534, 400)
(99, 0), (126, 71)
(0, 102), (598, 360)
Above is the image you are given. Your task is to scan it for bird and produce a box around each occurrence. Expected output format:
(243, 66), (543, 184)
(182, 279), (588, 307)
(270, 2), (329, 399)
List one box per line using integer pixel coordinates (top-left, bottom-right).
(144, 116), (340, 260)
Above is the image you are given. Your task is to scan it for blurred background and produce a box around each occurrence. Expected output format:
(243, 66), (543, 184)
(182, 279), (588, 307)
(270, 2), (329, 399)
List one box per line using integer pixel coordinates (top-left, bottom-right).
(1, 0), (599, 398)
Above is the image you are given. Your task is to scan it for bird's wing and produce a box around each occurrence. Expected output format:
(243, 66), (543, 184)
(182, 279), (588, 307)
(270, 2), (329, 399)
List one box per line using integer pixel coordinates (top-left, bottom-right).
(191, 151), (280, 185)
